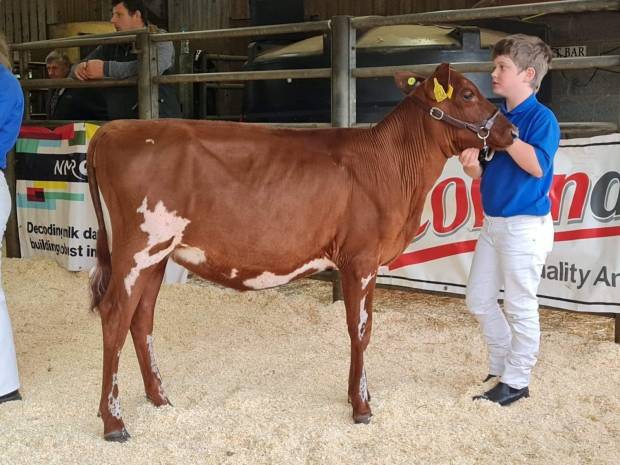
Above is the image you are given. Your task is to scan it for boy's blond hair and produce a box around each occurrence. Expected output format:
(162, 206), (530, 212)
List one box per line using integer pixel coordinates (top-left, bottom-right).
(492, 34), (553, 91)
(0, 33), (12, 70)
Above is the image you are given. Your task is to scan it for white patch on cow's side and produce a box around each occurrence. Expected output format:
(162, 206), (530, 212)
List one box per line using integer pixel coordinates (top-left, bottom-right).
(172, 246), (207, 265)
(361, 273), (374, 290)
(359, 369), (368, 403)
(358, 295), (368, 340)
(146, 334), (167, 402)
(145, 138), (155, 144)
(108, 373), (122, 419)
(243, 258), (336, 290)
(230, 268), (239, 279)
(124, 198), (190, 295)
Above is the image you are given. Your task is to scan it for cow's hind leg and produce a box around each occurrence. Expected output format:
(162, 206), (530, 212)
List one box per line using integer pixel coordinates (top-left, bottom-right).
(98, 278), (139, 442)
(129, 259), (171, 407)
(341, 266), (377, 424)
(98, 264), (163, 442)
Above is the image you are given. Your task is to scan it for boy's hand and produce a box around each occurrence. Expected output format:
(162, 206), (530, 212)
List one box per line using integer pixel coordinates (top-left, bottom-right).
(459, 147), (480, 169)
(458, 147), (483, 179)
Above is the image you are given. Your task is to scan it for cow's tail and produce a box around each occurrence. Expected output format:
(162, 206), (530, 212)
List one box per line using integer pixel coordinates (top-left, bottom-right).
(87, 130), (111, 313)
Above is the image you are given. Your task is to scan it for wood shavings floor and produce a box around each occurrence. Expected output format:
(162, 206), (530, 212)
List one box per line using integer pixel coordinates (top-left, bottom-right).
(0, 258), (618, 465)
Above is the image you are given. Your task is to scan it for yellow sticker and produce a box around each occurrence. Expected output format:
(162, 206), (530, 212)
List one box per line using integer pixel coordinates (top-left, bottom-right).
(433, 78), (447, 102)
(407, 77), (416, 86)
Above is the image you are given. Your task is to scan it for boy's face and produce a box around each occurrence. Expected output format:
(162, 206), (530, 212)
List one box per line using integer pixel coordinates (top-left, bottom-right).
(491, 55), (535, 98)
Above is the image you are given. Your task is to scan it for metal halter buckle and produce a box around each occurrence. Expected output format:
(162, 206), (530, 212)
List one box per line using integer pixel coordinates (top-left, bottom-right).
(429, 107), (444, 120)
(477, 127), (490, 140)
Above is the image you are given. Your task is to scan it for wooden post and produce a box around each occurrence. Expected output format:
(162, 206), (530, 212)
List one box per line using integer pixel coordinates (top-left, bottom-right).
(18, 50), (30, 119)
(330, 16), (356, 302)
(178, 33), (194, 118)
(331, 16), (356, 130)
(615, 314), (619, 344)
(136, 31), (158, 119)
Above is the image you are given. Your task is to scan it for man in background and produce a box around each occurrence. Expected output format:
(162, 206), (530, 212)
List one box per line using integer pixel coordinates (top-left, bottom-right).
(46, 50), (106, 121)
(71, 0), (181, 119)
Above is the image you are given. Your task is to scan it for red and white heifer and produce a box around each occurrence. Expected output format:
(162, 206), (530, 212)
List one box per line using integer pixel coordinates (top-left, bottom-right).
(87, 63), (514, 440)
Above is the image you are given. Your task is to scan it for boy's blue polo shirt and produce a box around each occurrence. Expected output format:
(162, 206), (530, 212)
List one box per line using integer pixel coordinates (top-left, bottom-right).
(0, 65), (24, 170)
(480, 93), (560, 217)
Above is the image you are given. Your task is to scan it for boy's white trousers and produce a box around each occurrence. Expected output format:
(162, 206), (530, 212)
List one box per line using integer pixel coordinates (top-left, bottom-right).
(466, 214), (554, 389)
(0, 172), (19, 396)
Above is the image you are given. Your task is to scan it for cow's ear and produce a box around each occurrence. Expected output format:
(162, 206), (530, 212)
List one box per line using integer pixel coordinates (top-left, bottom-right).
(394, 71), (425, 94)
(424, 62), (455, 102)
(427, 62), (454, 91)
(433, 62), (452, 84)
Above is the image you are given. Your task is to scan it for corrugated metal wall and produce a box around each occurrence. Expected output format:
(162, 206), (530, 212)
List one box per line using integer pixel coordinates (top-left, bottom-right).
(170, 0), (480, 33)
(51, 0), (107, 23)
(0, 0), (107, 44)
(0, 0), (49, 43)
(1, 0), (481, 44)
(304, 0), (478, 20)
(169, 0), (232, 32)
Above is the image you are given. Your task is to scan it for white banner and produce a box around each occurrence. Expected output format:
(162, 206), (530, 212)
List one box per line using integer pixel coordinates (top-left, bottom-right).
(15, 123), (99, 271)
(379, 133), (620, 313)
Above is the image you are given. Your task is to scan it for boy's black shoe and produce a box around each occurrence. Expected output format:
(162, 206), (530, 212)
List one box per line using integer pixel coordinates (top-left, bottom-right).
(482, 374), (497, 383)
(473, 382), (529, 406)
(0, 390), (22, 404)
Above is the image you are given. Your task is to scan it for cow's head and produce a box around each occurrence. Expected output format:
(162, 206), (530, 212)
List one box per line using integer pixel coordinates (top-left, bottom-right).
(395, 63), (515, 157)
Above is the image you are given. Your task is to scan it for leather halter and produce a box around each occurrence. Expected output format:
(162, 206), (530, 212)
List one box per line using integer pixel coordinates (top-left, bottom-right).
(410, 93), (501, 147)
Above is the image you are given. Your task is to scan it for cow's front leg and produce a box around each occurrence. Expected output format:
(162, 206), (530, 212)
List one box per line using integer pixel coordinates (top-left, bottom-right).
(341, 267), (377, 424)
(130, 260), (171, 407)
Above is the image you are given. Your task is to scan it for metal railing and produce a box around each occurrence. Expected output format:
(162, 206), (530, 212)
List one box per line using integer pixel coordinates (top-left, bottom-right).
(10, 0), (620, 124)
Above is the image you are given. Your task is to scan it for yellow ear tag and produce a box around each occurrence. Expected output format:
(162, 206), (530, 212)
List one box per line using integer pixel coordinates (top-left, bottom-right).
(433, 78), (448, 102)
(446, 84), (454, 99)
(407, 77), (416, 86)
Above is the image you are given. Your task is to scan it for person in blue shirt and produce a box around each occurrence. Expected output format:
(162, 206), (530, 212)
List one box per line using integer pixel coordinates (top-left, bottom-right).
(0, 33), (24, 405)
(458, 34), (560, 406)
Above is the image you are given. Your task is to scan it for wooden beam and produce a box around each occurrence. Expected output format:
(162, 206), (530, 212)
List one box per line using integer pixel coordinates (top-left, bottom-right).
(5, 0), (15, 45)
(37, 0), (47, 41)
(13, 0), (22, 44)
(20, 0), (29, 43)
(29, 0), (38, 42)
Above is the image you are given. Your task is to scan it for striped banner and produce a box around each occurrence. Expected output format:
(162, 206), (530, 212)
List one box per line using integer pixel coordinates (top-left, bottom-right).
(15, 123), (100, 271)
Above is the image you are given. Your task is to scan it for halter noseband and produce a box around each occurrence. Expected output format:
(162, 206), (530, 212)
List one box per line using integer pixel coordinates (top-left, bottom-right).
(411, 94), (501, 160)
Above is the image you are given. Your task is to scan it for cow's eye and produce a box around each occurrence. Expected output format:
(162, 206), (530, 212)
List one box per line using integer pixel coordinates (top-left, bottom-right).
(463, 90), (475, 101)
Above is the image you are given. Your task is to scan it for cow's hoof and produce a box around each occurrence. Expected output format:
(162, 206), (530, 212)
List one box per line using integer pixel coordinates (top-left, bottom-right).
(104, 428), (131, 442)
(353, 412), (372, 424)
(147, 394), (173, 408)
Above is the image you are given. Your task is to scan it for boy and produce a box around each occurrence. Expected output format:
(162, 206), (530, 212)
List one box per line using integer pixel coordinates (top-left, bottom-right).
(458, 34), (560, 405)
